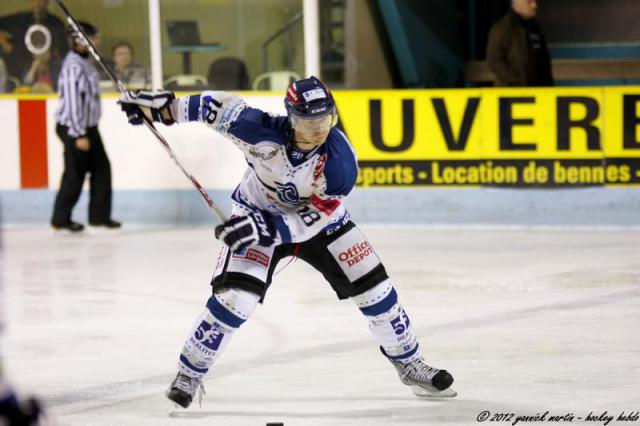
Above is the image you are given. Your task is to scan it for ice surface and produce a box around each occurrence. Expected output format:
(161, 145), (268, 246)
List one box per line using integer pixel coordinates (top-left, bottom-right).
(1, 225), (639, 425)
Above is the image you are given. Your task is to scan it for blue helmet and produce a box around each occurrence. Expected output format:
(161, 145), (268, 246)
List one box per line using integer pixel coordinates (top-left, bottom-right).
(284, 76), (338, 126)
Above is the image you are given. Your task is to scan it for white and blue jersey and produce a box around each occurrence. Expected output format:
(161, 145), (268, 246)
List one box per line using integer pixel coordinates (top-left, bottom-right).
(173, 91), (358, 244)
(170, 90), (431, 381)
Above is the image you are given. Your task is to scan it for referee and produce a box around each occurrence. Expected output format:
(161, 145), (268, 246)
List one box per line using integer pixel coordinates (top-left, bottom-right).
(51, 21), (120, 232)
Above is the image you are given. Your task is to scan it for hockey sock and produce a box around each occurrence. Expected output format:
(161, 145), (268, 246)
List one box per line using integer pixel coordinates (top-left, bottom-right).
(351, 279), (421, 363)
(178, 288), (260, 378)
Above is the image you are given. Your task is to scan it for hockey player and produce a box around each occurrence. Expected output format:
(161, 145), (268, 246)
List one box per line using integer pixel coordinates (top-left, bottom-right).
(118, 76), (456, 408)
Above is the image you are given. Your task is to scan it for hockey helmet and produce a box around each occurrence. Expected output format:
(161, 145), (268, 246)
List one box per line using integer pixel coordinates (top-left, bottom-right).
(284, 76), (338, 132)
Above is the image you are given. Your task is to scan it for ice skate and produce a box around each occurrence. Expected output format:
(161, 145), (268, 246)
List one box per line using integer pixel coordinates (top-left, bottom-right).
(51, 221), (84, 233)
(165, 373), (205, 408)
(89, 219), (122, 229)
(385, 349), (457, 398)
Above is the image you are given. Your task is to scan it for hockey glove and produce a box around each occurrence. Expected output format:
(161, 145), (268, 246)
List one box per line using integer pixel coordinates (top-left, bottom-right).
(0, 391), (44, 425)
(119, 90), (176, 126)
(214, 210), (278, 253)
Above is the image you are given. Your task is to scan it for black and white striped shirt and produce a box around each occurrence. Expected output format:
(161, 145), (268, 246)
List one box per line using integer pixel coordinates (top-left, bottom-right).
(55, 51), (101, 138)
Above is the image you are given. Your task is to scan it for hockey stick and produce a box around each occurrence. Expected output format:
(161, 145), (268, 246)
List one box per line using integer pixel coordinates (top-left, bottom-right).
(53, 0), (228, 223)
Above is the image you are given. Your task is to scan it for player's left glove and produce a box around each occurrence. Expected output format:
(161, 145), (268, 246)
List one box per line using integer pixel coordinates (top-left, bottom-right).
(119, 90), (176, 126)
(214, 210), (278, 253)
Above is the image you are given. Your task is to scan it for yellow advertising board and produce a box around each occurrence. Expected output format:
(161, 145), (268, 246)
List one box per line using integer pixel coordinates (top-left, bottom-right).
(334, 87), (640, 187)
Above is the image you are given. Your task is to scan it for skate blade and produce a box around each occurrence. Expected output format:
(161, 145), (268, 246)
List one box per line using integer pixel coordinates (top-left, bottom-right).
(50, 228), (85, 236)
(167, 400), (190, 417)
(168, 404), (183, 416)
(411, 385), (457, 398)
(165, 389), (188, 415)
(87, 226), (122, 236)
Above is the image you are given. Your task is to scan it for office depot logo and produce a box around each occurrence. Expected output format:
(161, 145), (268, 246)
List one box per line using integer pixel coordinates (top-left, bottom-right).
(338, 241), (374, 267)
(328, 228), (381, 281)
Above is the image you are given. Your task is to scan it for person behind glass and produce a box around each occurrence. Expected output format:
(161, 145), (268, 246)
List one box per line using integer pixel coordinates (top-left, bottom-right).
(51, 22), (120, 232)
(0, 31), (11, 91)
(109, 41), (148, 90)
(0, 57), (6, 92)
(486, 0), (553, 87)
(0, 29), (11, 60)
(0, 0), (68, 81)
(22, 47), (61, 93)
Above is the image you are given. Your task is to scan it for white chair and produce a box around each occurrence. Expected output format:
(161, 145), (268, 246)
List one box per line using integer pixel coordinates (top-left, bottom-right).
(252, 71), (301, 91)
(163, 74), (207, 89)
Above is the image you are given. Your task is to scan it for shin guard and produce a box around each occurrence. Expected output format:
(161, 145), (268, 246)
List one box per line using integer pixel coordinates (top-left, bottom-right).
(351, 279), (421, 363)
(178, 288), (260, 378)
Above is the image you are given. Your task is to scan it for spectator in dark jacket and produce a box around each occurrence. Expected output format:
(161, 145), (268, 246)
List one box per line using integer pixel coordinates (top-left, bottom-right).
(0, 0), (68, 80)
(487, 0), (553, 86)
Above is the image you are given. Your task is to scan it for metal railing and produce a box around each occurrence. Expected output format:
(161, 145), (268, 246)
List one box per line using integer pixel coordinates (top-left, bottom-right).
(262, 12), (303, 73)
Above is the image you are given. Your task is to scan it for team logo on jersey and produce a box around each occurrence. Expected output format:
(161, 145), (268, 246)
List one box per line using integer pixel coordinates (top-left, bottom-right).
(248, 143), (278, 160)
(276, 182), (301, 205)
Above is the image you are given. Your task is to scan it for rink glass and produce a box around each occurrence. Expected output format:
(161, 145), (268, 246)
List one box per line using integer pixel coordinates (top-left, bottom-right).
(0, 0), (307, 92)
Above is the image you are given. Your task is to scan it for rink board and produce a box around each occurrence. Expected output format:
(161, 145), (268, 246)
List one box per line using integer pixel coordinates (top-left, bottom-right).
(1, 88), (639, 224)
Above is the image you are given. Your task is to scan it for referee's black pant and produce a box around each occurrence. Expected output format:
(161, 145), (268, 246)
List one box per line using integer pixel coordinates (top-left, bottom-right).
(51, 124), (113, 226)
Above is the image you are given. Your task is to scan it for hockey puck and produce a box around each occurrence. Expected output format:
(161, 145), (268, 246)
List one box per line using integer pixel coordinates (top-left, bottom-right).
(266, 423), (284, 426)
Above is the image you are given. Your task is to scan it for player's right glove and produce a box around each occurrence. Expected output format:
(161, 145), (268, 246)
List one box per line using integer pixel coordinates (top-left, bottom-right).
(119, 90), (176, 126)
(214, 210), (278, 253)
